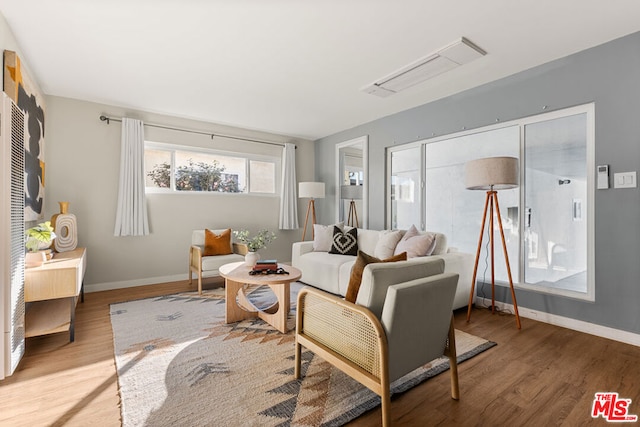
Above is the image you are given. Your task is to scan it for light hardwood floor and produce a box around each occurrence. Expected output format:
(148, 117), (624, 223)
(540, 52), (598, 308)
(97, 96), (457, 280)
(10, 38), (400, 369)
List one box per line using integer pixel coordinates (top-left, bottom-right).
(1, 279), (639, 426)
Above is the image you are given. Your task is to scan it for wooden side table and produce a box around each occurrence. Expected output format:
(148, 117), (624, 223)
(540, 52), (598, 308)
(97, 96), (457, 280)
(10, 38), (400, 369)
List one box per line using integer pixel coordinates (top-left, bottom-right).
(219, 262), (301, 333)
(24, 247), (87, 342)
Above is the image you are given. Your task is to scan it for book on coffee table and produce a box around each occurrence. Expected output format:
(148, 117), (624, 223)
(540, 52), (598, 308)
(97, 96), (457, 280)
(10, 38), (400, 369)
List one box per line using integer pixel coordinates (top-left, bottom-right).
(253, 260), (278, 271)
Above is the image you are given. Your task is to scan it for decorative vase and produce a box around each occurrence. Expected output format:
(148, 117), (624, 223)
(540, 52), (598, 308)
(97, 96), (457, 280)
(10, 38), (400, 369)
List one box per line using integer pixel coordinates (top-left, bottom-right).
(51, 201), (78, 253)
(245, 251), (260, 267)
(25, 251), (46, 268)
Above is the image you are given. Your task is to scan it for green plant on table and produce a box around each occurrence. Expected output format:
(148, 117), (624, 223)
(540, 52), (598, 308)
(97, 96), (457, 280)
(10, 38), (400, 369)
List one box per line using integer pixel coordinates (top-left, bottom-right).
(25, 221), (56, 252)
(233, 229), (276, 252)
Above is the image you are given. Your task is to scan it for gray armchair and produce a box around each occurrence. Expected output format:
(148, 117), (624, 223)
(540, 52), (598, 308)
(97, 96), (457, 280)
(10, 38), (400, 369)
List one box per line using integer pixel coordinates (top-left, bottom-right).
(294, 271), (459, 427)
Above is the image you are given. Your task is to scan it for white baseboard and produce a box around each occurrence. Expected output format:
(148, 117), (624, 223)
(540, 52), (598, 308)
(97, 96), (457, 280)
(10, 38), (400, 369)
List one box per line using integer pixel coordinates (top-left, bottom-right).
(476, 297), (640, 347)
(85, 274), (192, 293)
(85, 262), (293, 293)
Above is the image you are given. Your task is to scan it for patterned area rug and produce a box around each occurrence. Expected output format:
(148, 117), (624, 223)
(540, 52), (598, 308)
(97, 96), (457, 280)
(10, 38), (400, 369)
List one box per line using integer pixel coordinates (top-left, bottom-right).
(110, 283), (495, 426)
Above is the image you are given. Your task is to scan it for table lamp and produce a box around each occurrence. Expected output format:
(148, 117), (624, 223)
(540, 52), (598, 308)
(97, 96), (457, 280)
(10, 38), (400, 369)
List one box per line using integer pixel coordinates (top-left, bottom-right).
(299, 182), (325, 241)
(464, 156), (521, 329)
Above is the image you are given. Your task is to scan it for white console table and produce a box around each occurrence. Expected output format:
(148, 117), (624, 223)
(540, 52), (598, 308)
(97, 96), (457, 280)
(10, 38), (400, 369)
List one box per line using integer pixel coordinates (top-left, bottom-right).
(24, 247), (86, 342)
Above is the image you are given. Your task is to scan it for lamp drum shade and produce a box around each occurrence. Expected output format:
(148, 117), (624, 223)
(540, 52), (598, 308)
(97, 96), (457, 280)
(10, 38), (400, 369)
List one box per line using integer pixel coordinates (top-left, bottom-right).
(341, 185), (363, 200)
(299, 182), (325, 199)
(465, 156), (519, 190)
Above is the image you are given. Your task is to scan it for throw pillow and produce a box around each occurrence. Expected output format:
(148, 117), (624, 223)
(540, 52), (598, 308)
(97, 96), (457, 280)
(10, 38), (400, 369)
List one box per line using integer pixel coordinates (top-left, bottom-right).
(313, 222), (344, 252)
(345, 250), (408, 303)
(329, 226), (358, 256)
(394, 224), (437, 258)
(374, 230), (403, 259)
(203, 228), (232, 256)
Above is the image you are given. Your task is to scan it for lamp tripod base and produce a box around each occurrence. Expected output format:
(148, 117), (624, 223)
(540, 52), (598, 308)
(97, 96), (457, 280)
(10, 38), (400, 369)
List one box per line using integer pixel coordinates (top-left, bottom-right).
(346, 200), (359, 228)
(466, 190), (521, 329)
(301, 199), (317, 241)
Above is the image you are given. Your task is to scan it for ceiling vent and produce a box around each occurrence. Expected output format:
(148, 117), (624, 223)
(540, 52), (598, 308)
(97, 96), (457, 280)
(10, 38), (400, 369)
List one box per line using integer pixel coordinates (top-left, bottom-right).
(362, 37), (486, 97)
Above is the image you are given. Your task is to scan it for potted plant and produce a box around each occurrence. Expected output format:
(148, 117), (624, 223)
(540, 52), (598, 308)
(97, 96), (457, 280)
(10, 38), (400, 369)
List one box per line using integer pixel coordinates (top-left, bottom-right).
(233, 229), (276, 266)
(25, 221), (56, 267)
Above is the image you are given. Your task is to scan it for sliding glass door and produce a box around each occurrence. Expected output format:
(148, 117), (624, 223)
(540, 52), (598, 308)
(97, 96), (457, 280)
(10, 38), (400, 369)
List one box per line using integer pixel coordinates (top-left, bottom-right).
(387, 104), (594, 300)
(424, 125), (520, 283)
(389, 146), (421, 230)
(523, 113), (588, 293)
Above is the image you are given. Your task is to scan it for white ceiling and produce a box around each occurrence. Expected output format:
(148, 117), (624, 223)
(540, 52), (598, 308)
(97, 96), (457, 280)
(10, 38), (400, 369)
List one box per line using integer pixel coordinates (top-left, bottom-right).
(1, 0), (640, 141)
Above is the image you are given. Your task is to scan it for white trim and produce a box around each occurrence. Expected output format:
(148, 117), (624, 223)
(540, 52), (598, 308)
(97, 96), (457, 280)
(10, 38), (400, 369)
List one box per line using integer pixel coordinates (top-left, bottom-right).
(84, 274), (191, 293)
(85, 261), (293, 293)
(475, 297), (640, 347)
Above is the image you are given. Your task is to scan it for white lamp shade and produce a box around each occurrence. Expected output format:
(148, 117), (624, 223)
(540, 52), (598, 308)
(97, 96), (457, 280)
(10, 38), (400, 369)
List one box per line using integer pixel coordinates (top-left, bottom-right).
(341, 185), (363, 200)
(465, 156), (519, 190)
(299, 182), (325, 199)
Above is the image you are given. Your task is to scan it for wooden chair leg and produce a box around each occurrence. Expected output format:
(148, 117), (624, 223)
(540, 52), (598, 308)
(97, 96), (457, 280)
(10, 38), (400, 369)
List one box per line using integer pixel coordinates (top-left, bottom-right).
(294, 341), (301, 379)
(447, 315), (460, 400)
(198, 271), (203, 295)
(381, 383), (391, 427)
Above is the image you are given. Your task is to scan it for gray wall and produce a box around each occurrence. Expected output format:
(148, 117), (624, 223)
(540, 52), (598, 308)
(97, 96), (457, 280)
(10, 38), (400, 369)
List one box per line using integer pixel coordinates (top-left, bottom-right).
(44, 96), (315, 291)
(315, 31), (640, 335)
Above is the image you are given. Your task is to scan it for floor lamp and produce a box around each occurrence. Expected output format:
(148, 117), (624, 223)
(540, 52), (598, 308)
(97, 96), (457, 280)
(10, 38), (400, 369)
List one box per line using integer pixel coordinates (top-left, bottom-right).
(465, 156), (521, 329)
(299, 182), (325, 241)
(341, 185), (362, 227)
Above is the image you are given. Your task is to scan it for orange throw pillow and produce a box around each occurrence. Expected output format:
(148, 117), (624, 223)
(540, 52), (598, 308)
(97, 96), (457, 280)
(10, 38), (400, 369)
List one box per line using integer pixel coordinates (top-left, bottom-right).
(204, 229), (232, 256)
(345, 250), (407, 303)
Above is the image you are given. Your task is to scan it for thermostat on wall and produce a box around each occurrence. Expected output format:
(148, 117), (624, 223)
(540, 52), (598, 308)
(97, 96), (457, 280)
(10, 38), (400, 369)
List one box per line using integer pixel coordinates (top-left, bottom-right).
(597, 165), (609, 189)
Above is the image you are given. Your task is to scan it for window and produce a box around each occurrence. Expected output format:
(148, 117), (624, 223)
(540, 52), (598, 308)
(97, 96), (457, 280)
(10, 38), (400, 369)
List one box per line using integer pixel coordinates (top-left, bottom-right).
(389, 146), (422, 230)
(144, 142), (280, 195)
(424, 125), (520, 283)
(387, 104), (594, 301)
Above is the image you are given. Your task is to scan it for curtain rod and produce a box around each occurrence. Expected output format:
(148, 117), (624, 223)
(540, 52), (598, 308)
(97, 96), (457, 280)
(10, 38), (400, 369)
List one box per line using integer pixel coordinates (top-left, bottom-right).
(99, 115), (291, 148)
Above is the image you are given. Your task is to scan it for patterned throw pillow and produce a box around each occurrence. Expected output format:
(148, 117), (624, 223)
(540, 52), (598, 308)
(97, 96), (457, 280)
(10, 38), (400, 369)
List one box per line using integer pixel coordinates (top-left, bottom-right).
(329, 226), (358, 256)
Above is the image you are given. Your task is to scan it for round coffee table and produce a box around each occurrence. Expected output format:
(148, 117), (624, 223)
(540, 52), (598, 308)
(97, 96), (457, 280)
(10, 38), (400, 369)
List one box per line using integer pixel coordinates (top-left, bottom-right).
(219, 262), (302, 333)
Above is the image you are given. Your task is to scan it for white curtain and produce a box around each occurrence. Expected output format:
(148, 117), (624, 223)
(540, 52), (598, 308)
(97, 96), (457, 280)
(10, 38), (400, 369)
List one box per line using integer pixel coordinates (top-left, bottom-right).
(279, 143), (299, 229)
(114, 118), (149, 236)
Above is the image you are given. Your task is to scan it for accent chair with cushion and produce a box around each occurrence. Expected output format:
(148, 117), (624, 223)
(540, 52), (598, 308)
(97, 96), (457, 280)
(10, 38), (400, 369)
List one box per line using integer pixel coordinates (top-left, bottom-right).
(188, 229), (247, 294)
(294, 254), (460, 426)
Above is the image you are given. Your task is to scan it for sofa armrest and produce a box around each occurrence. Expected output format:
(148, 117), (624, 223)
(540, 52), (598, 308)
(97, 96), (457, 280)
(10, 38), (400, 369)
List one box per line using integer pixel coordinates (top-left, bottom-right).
(291, 241), (315, 267)
(357, 257), (445, 319)
(431, 252), (474, 308)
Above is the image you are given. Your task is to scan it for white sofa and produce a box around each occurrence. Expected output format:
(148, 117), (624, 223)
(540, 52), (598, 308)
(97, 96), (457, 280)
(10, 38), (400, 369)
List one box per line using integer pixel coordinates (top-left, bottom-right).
(291, 228), (473, 310)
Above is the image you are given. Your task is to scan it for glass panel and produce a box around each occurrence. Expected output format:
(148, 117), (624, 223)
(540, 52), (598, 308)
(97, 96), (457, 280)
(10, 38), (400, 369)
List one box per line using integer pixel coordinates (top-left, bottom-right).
(249, 160), (275, 193)
(145, 149), (172, 188)
(174, 151), (245, 192)
(425, 126), (520, 282)
(339, 150), (364, 227)
(524, 113), (587, 293)
(390, 147), (421, 230)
